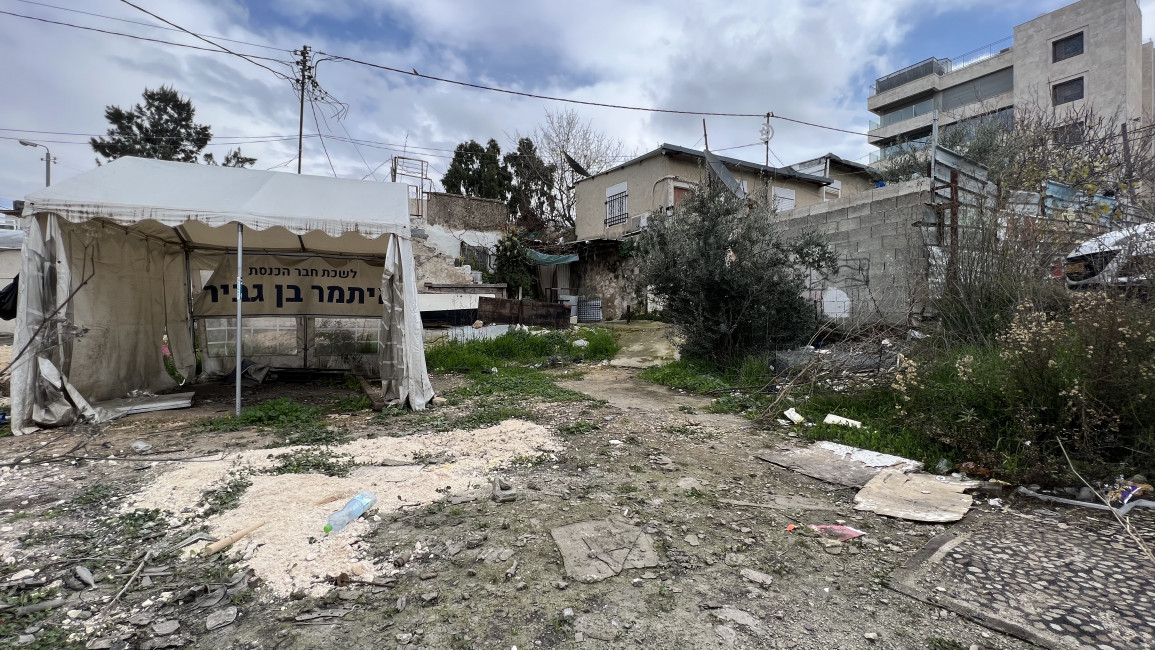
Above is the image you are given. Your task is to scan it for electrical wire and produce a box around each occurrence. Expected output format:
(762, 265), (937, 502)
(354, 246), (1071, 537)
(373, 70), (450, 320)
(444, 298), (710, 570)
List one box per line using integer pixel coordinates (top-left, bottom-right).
(9, 0), (291, 52)
(115, 0), (292, 80)
(308, 98), (338, 177)
(0, 9), (288, 64)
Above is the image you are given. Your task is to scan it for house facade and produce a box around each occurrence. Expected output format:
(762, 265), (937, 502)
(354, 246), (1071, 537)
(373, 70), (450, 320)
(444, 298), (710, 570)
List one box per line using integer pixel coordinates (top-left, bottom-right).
(573, 143), (832, 242)
(789, 153), (880, 201)
(867, 0), (1153, 163)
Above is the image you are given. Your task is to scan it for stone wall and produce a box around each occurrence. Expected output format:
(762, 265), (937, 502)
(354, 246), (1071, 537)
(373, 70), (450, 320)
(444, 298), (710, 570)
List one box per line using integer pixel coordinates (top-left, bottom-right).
(571, 242), (644, 322)
(776, 178), (934, 327)
(424, 192), (509, 231)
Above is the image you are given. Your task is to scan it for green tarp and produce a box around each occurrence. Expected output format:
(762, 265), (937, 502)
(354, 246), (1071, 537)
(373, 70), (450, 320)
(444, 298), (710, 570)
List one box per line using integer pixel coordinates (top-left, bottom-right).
(527, 249), (578, 265)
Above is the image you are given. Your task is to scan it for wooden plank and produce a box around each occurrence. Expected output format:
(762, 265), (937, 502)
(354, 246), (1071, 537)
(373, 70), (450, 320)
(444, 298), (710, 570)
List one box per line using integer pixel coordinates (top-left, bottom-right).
(355, 375), (386, 412)
(95, 392), (195, 417)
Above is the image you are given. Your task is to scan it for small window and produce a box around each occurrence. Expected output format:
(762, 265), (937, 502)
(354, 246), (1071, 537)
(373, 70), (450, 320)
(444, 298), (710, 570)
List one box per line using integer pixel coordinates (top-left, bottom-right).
(605, 191), (628, 226)
(1052, 32), (1084, 63)
(772, 187), (796, 211)
(1053, 122), (1085, 145)
(1052, 77), (1084, 106)
(673, 186), (694, 206)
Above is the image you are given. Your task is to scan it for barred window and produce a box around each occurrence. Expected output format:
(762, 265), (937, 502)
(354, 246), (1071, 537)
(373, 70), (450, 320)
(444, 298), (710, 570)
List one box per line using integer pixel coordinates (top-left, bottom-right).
(1052, 32), (1083, 63)
(1052, 77), (1084, 106)
(605, 191), (628, 226)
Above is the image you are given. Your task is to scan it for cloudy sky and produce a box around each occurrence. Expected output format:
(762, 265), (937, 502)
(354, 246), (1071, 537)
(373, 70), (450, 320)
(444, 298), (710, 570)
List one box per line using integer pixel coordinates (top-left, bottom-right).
(3, 0), (1154, 207)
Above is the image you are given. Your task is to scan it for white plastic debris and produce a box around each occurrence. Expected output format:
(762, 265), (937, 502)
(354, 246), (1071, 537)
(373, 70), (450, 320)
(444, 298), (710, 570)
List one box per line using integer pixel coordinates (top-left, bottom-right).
(823, 414), (862, 428)
(572, 339), (589, 349)
(783, 408), (805, 424)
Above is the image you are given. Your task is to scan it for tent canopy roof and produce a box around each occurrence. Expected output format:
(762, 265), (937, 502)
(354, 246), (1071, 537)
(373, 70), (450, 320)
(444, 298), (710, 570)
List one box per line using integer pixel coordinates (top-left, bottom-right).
(22, 157), (411, 252)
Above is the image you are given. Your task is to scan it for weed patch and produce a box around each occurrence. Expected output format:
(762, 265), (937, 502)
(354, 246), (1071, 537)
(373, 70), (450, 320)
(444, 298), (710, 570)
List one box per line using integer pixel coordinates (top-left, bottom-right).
(425, 328), (619, 373)
(197, 398), (324, 433)
(557, 420), (599, 435)
(201, 470), (253, 517)
(74, 483), (117, 505)
(263, 448), (356, 478)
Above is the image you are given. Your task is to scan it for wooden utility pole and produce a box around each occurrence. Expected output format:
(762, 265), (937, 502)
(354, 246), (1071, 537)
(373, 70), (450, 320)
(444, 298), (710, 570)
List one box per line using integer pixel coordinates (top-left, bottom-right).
(702, 119), (709, 151)
(293, 45), (313, 174)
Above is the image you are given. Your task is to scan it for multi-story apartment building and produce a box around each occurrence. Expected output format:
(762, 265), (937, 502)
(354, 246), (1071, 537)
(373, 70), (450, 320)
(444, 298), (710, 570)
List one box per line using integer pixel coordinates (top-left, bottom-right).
(867, 0), (1154, 162)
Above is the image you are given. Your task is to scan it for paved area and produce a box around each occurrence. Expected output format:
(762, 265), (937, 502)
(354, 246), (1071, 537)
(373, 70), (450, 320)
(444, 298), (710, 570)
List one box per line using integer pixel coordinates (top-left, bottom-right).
(891, 508), (1155, 650)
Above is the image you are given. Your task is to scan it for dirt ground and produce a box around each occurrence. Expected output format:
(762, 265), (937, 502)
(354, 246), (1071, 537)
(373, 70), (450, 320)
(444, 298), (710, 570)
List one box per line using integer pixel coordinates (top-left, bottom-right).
(0, 365), (1048, 650)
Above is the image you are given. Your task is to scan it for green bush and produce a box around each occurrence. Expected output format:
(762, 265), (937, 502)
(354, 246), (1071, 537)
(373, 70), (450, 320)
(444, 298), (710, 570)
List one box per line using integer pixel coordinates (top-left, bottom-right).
(863, 291), (1155, 482)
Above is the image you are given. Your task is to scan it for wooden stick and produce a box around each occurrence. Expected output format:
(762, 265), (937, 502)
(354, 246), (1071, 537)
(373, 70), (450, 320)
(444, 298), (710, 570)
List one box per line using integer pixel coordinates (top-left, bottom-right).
(205, 521), (267, 556)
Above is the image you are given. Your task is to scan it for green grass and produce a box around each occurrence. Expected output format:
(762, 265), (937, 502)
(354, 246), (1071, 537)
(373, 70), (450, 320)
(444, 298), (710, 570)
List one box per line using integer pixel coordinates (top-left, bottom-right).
(448, 366), (597, 404)
(196, 398), (324, 433)
(447, 403), (535, 430)
(332, 394), (373, 412)
(425, 328), (619, 373)
(557, 420), (599, 435)
(639, 360), (728, 393)
(74, 483), (117, 505)
(798, 388), (957, 471)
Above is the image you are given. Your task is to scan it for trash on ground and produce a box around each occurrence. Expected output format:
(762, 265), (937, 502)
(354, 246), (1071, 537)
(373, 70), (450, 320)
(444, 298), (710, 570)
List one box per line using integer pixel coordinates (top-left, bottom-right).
(294, 608), (352, 622)
(324, 491), (377, 534)
(783, 408), (805, 424)
(822, 414), (862, 428)
(205, 521), (267, 556)
(95, 392), (195, 418)
(131, 441), (153, 454)
(1017, 486), (1155, 515)
(757, 441), (922, 488)
(551, 518), (659, 583)
(854, 469), (980, 522)
(807, 524), (866, 542)
(205, 605), (238, 631)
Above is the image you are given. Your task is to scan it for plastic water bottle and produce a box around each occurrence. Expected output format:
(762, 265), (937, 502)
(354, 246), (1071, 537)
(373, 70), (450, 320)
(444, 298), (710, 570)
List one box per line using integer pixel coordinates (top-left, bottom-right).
(324, 491), (377, 534)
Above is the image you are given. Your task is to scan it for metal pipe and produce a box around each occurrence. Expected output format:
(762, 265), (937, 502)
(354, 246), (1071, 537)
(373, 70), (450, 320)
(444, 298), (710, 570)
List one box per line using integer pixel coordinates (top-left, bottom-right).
(235, 223), (243, 417)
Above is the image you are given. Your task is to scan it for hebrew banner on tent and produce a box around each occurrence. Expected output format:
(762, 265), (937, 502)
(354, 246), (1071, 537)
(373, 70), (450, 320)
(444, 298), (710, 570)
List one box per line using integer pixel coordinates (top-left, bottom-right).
(193, 254), (386, 318)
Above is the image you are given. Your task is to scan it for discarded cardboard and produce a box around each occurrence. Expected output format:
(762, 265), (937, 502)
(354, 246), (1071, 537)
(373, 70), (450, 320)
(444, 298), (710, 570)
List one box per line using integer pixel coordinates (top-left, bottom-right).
(854, 469), (979, 522)
(757, 441), (923, 488)
(550, 518), (659, 583)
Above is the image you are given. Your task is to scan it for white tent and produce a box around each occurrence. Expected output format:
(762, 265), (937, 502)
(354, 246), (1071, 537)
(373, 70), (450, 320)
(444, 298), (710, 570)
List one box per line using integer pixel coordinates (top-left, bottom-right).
(12, 157), (432, 433)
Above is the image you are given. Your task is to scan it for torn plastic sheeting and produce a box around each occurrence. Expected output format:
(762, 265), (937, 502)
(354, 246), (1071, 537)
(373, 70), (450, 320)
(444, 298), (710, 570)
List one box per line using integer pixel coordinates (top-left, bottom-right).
(32, 357), (113, 427)
(1016, 487), (1155, 515)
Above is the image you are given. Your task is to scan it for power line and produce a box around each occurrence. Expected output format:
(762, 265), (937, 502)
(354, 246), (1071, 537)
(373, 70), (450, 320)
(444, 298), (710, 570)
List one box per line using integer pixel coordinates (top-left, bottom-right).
(0, 10), (288, 64)
(9, 0), (291, 52)
(115, 0), (291, 80)
(318, 52), (767, 118)
(308, 99), (338, 177)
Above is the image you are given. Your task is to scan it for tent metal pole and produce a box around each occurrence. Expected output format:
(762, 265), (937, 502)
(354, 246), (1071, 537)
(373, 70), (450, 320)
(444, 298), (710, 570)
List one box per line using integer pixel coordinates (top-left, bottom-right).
(235, 223), (243, 417)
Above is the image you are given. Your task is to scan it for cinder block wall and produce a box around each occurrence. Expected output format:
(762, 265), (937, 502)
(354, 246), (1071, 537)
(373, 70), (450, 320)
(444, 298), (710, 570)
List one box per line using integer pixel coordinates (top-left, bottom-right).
(775, 178), (933, 328)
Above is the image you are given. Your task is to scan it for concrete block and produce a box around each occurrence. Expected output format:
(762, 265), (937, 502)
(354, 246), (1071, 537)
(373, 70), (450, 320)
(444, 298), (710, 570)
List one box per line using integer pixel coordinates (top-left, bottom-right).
(846, 202), (873, 219)
(857, 237), (885, 253)
(870, 222), (901, 238)
(871, 184), (902, 201)
(896, 191), (926, 208)
(871, 197), (898, 212)
(835, 216), (861, 232)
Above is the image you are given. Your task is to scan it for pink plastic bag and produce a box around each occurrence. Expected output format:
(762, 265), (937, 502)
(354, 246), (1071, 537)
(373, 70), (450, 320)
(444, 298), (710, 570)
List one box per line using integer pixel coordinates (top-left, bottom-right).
(807, 524), (866, 542)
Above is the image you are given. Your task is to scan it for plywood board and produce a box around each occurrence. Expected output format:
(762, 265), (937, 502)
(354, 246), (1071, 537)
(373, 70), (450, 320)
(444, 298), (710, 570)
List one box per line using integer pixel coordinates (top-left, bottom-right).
(853, 469), (979, 522)
(756, 441), (923, 488)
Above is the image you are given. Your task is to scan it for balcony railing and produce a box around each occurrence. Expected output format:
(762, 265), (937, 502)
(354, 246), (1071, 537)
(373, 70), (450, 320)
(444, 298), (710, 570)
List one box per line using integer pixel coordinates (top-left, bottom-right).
(870, 36), (1012, 96)
(874, 97), (936, 131)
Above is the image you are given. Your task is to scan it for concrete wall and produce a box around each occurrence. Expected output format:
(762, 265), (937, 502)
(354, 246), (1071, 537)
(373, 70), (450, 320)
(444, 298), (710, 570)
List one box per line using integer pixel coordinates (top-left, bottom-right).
(776, 179), (934, 327)
(1012, 0), (1145, 119)
(422, 192), (508, 231)
(571, 243), (643, 322)
(574, 151), (827, 242)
